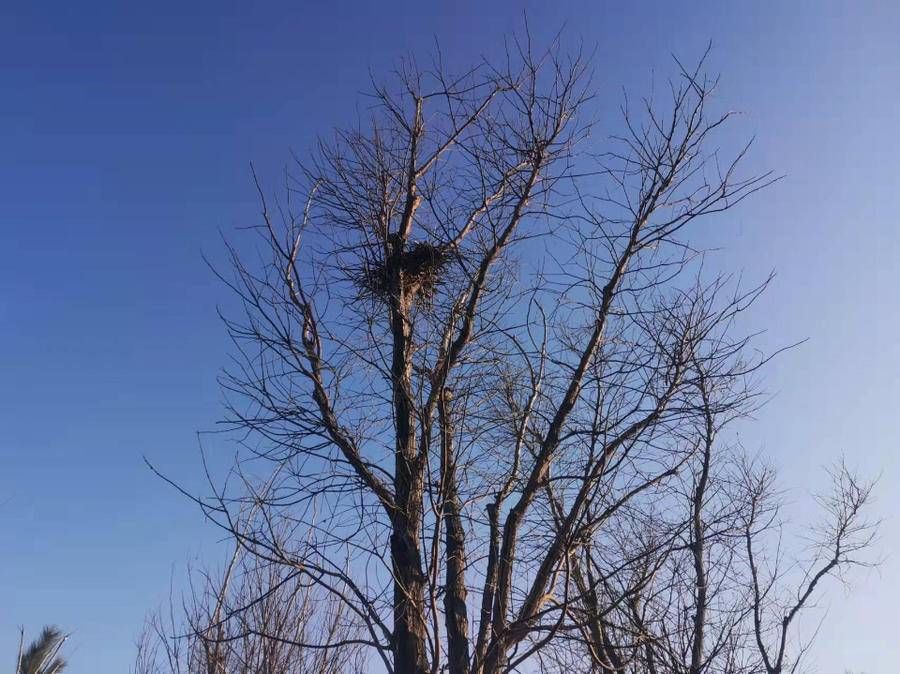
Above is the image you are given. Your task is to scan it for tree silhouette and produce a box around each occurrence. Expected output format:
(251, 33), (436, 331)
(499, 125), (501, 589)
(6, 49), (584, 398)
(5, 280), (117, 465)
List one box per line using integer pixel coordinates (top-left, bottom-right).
(163, 30), (876, 674)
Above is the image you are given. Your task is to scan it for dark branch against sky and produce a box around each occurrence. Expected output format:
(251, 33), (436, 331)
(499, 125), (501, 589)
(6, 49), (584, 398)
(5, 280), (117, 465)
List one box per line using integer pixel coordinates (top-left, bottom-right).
(1, 2), (898, 672)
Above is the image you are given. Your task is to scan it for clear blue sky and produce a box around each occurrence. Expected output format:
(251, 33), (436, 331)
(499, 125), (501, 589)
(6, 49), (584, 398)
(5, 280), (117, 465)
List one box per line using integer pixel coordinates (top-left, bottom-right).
(2, 2), (898, 672)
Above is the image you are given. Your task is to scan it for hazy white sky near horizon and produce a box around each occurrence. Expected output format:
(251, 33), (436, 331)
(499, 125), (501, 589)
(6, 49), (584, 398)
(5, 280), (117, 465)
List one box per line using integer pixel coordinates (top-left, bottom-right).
(1, 2), (899, 671)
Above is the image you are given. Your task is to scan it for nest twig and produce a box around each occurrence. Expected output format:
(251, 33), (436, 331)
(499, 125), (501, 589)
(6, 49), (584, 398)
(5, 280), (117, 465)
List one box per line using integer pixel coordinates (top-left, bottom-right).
(358, 240), (452, 306)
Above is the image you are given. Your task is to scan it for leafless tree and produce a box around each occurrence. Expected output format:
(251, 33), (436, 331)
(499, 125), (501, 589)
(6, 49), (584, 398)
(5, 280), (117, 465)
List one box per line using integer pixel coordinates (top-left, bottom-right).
(743, 459), (877, 674)
(160, 30), (876, 674)
(561, 373), (877, 674)
(134, 543), (366, 674)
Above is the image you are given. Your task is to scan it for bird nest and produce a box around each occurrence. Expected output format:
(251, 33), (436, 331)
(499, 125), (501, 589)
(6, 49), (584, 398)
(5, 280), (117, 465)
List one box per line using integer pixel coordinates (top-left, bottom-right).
(358, 240), (451, 306)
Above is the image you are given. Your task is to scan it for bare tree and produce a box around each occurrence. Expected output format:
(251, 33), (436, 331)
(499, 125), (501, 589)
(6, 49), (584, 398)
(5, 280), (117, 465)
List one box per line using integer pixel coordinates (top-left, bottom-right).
(743, 459), (877, 674)
(566, 396), (876, 674)
(558, 282), (765, 674)
(134, 543), (366, 674)
(161, 30), (876, 674)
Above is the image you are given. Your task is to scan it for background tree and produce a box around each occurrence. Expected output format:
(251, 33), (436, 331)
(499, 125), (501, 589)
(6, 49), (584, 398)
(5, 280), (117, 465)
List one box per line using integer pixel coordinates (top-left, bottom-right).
(563, 395), (876, 673)
(161, 32), (874, 674)
(134, 541), (365, 674)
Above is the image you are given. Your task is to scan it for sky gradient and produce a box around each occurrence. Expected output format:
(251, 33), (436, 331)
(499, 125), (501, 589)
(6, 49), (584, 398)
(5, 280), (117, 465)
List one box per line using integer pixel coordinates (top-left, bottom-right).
(2, 2), (899, 671)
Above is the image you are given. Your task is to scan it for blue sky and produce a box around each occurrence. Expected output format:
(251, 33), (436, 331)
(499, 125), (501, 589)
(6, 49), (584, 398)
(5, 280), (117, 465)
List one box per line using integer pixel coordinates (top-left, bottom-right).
(2, 2), (899, 671)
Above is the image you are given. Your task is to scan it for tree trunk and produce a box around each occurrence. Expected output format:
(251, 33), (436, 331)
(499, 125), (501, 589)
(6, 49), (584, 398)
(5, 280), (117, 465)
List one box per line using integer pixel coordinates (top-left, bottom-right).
(390, 266), (429, 674)
(440, 389), (470, 674)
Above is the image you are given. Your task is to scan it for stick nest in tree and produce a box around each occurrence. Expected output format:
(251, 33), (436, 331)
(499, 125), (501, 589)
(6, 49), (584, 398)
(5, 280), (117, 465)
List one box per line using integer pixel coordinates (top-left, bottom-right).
(359, 240), (452, 306)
